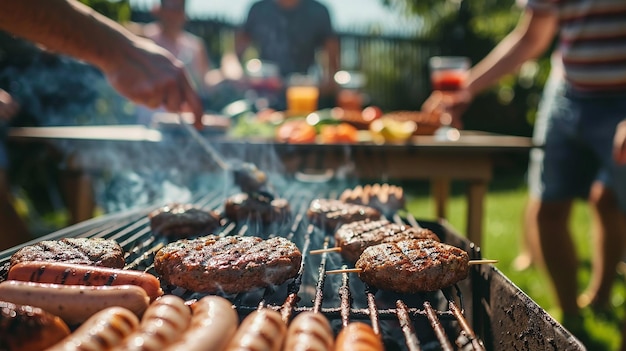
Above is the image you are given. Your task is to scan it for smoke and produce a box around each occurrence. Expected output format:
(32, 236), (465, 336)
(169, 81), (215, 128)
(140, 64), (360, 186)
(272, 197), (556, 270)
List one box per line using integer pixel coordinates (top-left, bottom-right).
(0, 48), (228, 215)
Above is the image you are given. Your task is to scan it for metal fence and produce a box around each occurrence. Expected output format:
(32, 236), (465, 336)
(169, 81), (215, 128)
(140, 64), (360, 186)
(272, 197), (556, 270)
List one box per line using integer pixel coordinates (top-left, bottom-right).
(132, 10), (439, 111)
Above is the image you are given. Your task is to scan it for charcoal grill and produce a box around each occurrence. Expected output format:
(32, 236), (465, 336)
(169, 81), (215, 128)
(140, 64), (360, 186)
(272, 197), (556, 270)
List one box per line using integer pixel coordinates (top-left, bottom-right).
(0, 178), (585, 351)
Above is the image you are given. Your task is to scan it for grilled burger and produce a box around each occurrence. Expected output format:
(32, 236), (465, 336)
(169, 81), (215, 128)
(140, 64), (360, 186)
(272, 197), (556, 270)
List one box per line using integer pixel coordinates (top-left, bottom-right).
(224, 193), (291, 224)
(307, 199), (381, 231)
(149, 203), (222, 238)
(10, 238), (125, 269)
(355, 239), (469, 293)
(154, 235), (302, 294)
(335, 219), (440, 263)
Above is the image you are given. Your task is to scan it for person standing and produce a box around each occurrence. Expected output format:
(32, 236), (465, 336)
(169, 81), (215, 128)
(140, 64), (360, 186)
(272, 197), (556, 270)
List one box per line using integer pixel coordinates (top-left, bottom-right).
(421, 0), (626, 343)
(140, 0), (214, 108)
(235, 0), (340, 109)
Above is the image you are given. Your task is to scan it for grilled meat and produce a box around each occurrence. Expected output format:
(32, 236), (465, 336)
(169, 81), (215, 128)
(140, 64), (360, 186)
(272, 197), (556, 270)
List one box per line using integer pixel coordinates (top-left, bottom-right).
(232, 162), (268, 195)
(154, 235), (302, 293)
(10, 238), (125, 269)
(149, 203), (222, 238)
(335, 219), (440, 263)
(355, 239), (469, 293)
(307, 199), (381, 231)
(0, 300), (71, 351)
(339, 183), (405, 216)
(224, 192), (290, 224)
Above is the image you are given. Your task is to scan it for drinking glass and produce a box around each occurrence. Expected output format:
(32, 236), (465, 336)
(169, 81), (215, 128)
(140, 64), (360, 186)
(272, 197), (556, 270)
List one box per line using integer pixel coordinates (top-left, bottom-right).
(286, 74), (319, 117)
(428, 56), (470, 141)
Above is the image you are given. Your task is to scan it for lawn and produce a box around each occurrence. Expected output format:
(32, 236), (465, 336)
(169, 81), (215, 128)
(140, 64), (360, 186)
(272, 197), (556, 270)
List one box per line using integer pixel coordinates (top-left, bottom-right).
(403, 172), (625, 351)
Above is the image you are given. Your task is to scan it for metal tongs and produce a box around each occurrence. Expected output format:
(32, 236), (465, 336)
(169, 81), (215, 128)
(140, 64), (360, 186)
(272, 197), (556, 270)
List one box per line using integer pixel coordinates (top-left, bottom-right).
(178, 114), (272, 198)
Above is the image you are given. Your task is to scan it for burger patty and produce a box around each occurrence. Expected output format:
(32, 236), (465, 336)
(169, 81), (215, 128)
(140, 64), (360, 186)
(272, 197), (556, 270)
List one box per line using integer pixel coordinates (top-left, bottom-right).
(154, 235), (302, 293)
(339, 183), (405, 216)
(335, 219), (440, 263)
(307, 199), (381, 231)
(149, 203), (222, 238)
(10, 238), (125, 269)
(224, 193), (291, 224)
(355, 239), (469, 293)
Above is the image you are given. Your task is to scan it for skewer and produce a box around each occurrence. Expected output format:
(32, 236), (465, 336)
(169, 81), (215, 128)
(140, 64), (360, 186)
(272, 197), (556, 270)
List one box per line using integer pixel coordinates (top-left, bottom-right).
(309, 247), (342, 255)
(311, 243), (499, 265)
(325, 259), (498, 275)
(468, 259), (499, 265)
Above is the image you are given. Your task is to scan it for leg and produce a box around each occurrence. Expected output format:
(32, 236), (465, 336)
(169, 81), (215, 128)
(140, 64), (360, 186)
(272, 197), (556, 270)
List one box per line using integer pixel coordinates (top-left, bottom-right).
(579, 181), (626, 309)
(532, 196), (580, 316)
(0, 170), (31, 250)
(466, 180), (487, 247)
(517, 198), (545, 270)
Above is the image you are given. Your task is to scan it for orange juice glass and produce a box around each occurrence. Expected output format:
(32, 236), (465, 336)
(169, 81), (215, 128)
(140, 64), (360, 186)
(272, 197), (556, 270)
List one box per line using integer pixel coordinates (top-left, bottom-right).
(286, 74), (319, 117)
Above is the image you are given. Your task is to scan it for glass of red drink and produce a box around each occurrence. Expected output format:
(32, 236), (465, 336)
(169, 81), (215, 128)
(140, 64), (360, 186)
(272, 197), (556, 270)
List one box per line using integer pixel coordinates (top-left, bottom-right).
(428, 56), (470, 141)
(429, 56), (470, 91)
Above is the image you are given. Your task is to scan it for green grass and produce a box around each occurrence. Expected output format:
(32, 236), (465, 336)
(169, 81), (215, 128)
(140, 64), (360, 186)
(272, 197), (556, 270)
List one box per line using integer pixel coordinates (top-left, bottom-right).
(404, 174), (625, 351)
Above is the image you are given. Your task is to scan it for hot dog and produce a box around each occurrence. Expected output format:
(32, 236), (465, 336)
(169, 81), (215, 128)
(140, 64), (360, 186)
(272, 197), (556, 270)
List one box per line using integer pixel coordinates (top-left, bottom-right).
(111, 295), (192, 351)
(8, 261), (164, 301)
(283, 312), (334, 351)
(46, 307), (139, 351)
(334, 322), (384, 351)
(225, 308), (287, 351)
(0, 300), (71, 351)
(165, 295), (238, 351)
(0, 280), (150, 325)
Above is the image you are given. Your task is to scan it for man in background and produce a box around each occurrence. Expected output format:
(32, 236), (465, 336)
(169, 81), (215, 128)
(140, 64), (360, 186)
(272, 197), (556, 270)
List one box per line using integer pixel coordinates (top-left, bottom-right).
(235, 0), (340, 110)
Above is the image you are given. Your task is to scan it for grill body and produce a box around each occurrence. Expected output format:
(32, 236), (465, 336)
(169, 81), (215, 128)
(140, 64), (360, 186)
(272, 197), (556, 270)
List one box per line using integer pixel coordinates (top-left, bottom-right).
(0, 181), (586, 351)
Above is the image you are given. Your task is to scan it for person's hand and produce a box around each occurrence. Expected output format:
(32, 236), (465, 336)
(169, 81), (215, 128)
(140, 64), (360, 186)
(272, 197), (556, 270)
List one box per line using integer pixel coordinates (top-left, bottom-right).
(103, 38), (204, 130)
(613, 120), (626, 165)
(421, 89), (472, 129)
(0, 89), (19, 121)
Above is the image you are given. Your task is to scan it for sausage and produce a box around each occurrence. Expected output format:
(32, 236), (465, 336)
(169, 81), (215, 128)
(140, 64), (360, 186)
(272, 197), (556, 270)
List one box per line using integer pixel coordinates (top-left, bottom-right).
(334, 322), (383, 351)
(46, 306), (139, 351)
(283, 312), (334, 351)
(8, 261), (164, 301)
(165, 295), (238, 351)
(0, 280), (150, 325)
(225, 308), (287, 351)
(0, 300), (71, 351)
(110, 295), (192, 351)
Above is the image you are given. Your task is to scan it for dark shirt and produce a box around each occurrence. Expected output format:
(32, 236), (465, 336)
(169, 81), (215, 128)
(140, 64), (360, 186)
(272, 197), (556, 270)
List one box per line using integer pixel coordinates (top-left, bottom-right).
(243, 0), (335, 77)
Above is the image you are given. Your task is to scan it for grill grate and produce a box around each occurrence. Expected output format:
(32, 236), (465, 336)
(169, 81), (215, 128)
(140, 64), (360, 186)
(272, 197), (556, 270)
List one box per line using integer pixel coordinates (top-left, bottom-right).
(0, 179), (487, 351)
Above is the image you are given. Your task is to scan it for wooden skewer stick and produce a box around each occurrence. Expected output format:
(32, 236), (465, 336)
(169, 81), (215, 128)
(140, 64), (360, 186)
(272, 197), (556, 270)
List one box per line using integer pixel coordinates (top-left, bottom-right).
(467, 259), (499, 266)
(309, 247), (342, 255)
(326, 259), (499, 275)
(326, 268), (363, 275)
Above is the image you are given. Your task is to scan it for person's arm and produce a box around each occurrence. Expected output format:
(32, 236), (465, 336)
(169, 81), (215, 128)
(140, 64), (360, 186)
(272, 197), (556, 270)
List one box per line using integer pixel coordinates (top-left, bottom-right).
(422, 8), (558, 126)
(613, 120), (626, 165)
(465, 8), (558, 97)
(0, 0), (204, 128)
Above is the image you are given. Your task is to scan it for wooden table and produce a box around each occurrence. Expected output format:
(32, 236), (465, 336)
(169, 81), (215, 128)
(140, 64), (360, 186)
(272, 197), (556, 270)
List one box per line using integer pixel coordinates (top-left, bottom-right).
(8, 125), (534, 247)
